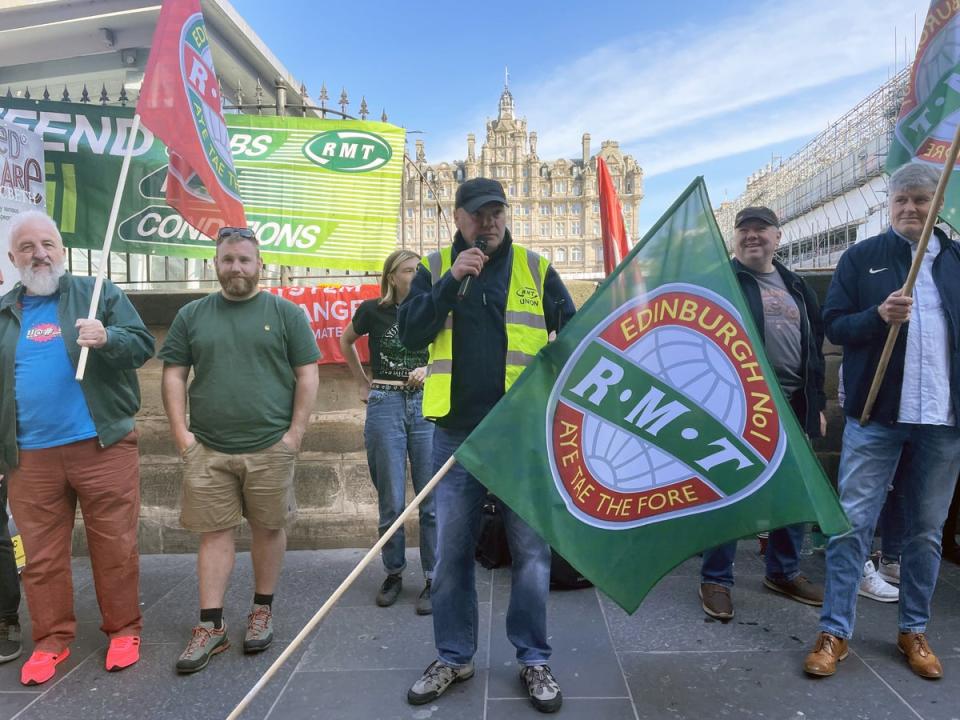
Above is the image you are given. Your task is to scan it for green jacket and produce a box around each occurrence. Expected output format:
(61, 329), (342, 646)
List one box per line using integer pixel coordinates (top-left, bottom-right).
(0, 273), (155, 471)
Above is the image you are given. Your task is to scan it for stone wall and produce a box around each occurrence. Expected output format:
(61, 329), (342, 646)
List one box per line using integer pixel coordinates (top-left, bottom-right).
(71, 271), (845, 555)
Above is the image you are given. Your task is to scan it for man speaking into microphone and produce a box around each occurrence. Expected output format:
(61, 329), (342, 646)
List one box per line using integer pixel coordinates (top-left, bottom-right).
(400, 177), (574, 713)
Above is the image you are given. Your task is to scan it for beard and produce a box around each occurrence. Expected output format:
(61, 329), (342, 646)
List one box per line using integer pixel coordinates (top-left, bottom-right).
(19, 259), (66, 296)
(217, 269), (260, 299)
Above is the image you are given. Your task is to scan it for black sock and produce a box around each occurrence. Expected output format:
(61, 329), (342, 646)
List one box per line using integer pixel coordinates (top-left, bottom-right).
(200, 608), (223, 630)
(253, 593), (273, 608)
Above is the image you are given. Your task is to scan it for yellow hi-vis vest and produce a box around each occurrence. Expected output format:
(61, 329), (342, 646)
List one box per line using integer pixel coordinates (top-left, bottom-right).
(421, 244), (550, 420)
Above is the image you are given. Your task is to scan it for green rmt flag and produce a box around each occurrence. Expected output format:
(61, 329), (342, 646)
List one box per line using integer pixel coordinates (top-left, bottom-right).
(454, 178), (848, 614)
(887, 0), (960, 230)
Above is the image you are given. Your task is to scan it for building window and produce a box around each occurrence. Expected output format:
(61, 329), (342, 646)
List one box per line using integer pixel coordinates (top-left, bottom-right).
(554, 221), (564, 236)
(572, 221), (582, 235)
(540, 222), (550, 236)
(427, 190), (434, 200)
(522, 204), (531, 215)
(593, 222), (600, 235)
(539, 205), (551, 216)
(539, 247), (551, 260)
(523, 181), (531, 195)
(425, 226), (435, 239)
(440, 225), (449, 238)
(425, 207), (436, 218)
(572, 203), (582, 214)
(592, 201), (600, 214)
(406, 208), (414, 218)
(555, 203), (566, 215)
(540, 185), (550, 197)
(574, 183), (582, 196)
(555, 181), (566, 193)
(556, 247), (567, 263)
(571, 246), (583, 262)
(593, 244), (603, 262)
(524, 222), (531, 235)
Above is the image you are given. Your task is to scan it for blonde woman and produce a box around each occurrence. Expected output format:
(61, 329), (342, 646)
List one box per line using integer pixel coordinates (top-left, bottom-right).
(340, 250), (436, 614)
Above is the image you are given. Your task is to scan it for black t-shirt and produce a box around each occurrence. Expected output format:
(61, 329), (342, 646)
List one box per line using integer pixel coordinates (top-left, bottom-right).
(351, 299), (428, 381)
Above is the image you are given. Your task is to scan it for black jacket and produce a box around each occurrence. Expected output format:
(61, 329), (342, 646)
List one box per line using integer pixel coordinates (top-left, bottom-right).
(823, 226), (960, 424)
(732, 258), (826, 437)
(398, 230), (575, 430)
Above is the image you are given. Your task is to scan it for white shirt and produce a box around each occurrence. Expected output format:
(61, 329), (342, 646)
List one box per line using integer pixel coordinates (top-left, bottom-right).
(898, 232), (956, 425)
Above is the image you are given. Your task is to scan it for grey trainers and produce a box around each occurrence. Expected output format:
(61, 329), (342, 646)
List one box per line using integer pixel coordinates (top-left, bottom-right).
(520, 664), (563, 713)
(407, 659), (475, 705)
(175, 621), (229, 673)
(376, 574), (402, 607)
(243, 604), (273, 654)
(0, 620), (22, 663)
(415, 581), (432, 616)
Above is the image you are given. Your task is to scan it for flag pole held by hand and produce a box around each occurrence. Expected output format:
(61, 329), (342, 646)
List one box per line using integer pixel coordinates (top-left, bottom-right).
(75, 113), (141, 381)
(859, 120), (960, 425)
(225, 454), (457, 720)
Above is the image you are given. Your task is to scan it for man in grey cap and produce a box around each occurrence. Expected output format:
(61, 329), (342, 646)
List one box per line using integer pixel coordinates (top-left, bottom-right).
(399, 177), (575, 713)
(698, 205), (827, 621)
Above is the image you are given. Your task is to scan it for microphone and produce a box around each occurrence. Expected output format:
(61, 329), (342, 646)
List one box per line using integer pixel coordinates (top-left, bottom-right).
(457, 236), (488, 300)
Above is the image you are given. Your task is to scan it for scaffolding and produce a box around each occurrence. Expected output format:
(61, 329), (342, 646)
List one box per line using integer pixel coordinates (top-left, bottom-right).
(715, 66), (911, 267)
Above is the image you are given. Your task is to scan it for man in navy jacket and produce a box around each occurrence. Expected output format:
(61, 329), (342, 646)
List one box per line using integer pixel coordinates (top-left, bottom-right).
(804, 163), (960, 680)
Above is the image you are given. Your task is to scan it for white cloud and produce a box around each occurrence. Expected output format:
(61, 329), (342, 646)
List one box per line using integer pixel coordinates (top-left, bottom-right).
(430, 0), (927, 174)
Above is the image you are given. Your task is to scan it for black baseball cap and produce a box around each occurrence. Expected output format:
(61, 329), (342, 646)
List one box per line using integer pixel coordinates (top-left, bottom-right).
(735, 206), (780, 228)
(455, 178), (508, 213)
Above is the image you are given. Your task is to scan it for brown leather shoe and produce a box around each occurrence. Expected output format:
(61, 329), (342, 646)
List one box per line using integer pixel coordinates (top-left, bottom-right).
(803, 632), (848, 677)
(763, 574), (824, 606)
(897, 632), (943, 679)
(699, 583), (733, 620)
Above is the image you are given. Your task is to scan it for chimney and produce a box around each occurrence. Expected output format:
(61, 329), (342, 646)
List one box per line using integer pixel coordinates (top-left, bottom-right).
(582, 133), (591, 165)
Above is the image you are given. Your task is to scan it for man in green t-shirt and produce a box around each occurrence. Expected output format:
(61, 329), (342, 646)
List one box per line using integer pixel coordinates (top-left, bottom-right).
(158, 228), (320, 674)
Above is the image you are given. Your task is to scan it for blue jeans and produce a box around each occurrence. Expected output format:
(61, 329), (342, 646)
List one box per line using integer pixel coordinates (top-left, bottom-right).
(878, 449), (908, 561)
(430, 426), (552, 668)
(820, 420), (960, 638)
(701, 524), (805, 586)
(364, 389), (436, 579)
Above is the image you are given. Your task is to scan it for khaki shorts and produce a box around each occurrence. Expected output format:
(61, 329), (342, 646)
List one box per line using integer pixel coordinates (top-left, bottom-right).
(180, 440), (297, 532)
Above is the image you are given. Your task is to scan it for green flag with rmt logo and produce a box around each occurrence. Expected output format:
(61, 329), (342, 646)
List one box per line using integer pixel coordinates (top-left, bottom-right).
(454, 178), (848, 614)
(887, 0), (960, 230)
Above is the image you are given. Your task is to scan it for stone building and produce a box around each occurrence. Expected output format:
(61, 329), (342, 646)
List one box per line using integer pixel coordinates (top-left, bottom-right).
(401, 82), (644, 278)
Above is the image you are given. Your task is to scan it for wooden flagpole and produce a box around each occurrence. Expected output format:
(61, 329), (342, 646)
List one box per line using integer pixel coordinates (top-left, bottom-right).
(225, 454), (458, 720)
(75, 113), (141, 381)
(859, 120), (960, 424)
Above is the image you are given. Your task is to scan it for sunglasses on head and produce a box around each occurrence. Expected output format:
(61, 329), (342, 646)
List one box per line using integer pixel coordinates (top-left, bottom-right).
(216, 227), (255, 240)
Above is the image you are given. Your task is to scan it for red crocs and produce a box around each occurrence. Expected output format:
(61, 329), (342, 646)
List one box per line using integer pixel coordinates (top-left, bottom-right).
(106, 636), (141, 672)
(20, 648), (70, 686)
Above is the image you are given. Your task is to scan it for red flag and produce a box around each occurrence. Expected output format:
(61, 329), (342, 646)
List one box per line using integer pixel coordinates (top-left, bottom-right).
(596, 157), (629, 276)
(137, 0), (246, 236)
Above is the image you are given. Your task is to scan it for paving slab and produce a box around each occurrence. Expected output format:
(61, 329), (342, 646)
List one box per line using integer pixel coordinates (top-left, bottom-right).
(0, 548), (955, 719)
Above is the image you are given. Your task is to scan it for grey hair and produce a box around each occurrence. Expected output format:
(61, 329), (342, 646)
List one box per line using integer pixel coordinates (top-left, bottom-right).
(6, 210), (61, 251)
(888, 163), (940, 196)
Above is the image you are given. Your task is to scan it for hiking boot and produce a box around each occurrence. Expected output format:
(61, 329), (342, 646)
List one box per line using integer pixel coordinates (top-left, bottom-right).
(520, 664), (563, 713)
(858, 560), (898, 603)
(699, 583), (733, 619)
(879, 558), (900, 585)
(415, 581), (432, 616)
(243, 604), (274, 654)
(897, 632), (943, 679)
(803, 632), (848, 677)
(763, 574), (824, 606)
(407, 659), (474, 705)
(176, 621), (229, 673)
(20, 648), (70, 686)
(376, 574), (402, 607)
(105, 636), (140, 671)
(0, 620), (22, 663)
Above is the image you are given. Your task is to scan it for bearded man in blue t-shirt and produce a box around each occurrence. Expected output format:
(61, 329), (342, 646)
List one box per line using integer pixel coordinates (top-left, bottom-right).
(0, 210), (154, 686)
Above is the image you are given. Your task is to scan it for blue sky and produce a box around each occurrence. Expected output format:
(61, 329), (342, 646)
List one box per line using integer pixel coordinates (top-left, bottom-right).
(231, 0), (928, 234)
